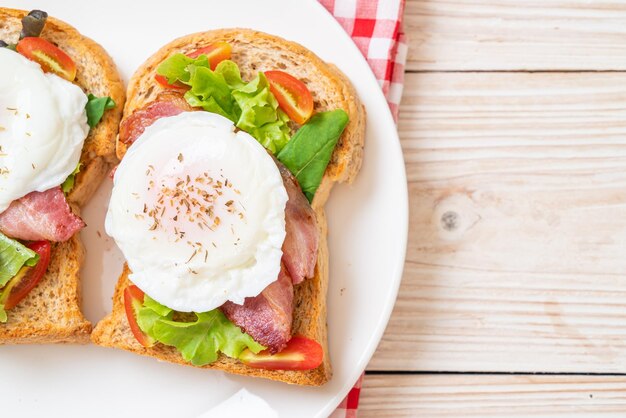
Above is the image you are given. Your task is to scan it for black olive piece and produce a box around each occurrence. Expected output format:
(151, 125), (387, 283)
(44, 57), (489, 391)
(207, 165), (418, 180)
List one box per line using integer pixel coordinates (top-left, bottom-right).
(19, 9), (49, 39)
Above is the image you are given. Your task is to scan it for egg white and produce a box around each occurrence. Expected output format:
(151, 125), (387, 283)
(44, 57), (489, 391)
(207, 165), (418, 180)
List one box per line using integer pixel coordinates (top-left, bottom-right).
(0, 48), (89, 212)
(106, 111), (288, 312)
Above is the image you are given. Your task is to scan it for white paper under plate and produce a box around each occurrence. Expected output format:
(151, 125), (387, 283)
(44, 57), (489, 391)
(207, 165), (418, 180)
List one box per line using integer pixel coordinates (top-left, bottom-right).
(0, 1), (408, 417)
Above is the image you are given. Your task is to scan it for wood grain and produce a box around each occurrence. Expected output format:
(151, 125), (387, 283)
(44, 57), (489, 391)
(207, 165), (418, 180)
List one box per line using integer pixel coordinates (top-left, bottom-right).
(405, 0), (626, 71)
(369, 72), (626, 372)
(359, 374), (626, 417)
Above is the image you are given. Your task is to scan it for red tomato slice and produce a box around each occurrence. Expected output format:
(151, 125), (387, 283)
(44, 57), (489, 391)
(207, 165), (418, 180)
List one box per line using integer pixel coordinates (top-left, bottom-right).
(239, 335), (323, 370)
(265, 71), (314, 125)
(16, 37), (77, 81)
(1, 241), (51, 310)
(187, 42), (232, 70)
(124, 285), (156, 348)
(154, 74), (188, 91)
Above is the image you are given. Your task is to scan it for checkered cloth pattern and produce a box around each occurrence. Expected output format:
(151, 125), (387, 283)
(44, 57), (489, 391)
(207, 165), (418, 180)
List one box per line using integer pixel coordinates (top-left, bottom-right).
(328, 374), (364, 418)
(320, 0), (407, 121)
(319, 0), (407, 416)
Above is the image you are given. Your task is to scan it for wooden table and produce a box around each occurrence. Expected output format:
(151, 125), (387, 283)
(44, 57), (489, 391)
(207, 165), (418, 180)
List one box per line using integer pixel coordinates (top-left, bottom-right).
(359, 1), (626, 416)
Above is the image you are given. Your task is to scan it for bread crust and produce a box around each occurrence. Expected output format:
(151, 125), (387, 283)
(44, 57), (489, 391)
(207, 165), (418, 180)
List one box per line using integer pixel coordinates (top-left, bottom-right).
(0, 8), (125, 344)
(92, 29), (365, 385)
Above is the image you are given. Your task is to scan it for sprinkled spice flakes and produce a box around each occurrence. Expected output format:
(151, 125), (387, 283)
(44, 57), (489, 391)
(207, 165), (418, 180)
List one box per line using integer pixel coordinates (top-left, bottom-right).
(139, 153), (246, 262)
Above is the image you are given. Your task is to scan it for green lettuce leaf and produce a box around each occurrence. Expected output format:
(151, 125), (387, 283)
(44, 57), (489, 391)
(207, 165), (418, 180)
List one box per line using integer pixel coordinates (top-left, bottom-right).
(156, 55), (291, 153)
(0, 233), (39, 288)
(136, 295), (264, 366)
(0, 304), (6, 323)
(277, 109), (349, 202)
(151, 310), (265, 366)
(136, 297), (173, 337)
(143, 295), (173, 317)
(61, 163), (81, 194)
(156, 53), (207, 84)
(232, 72), (291, 153)
(216, 60), (245, 90)
(185, 64), (239, 121)
(85, 94), (115, 128)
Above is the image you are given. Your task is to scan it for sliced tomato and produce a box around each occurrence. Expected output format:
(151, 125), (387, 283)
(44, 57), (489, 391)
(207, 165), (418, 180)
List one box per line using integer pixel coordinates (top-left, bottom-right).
(124, 285), (155, 348)
(239, 335), (323, 370)
(1, 241), (51, 310)
(187, 42), (232, 70)
(154, 74), (188, 91)
(16, 37), (77, 81)
(265, 70), (314, 125)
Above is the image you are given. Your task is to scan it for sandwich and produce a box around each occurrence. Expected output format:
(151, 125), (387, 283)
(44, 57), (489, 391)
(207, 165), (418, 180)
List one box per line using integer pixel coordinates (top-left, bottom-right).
(92, 29), (365, 385)
(0, 8), (124, 343)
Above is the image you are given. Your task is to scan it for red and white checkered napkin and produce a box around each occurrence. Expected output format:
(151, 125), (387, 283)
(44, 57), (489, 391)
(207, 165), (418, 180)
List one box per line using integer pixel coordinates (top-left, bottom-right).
(318, 0), (407, 416)
(320, 0), (407, 121)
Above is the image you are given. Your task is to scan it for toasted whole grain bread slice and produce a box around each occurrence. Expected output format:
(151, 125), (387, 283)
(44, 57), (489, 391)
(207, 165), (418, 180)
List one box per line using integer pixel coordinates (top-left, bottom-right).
(0, 8), (125, 344)
(91, 29), (365, 385)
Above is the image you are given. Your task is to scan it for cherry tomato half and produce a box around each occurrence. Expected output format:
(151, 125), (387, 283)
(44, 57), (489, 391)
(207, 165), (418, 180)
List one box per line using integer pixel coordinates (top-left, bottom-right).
(239, 335), (323, 370)
(265, 70), (314, 125)
(1, 241), (51, 310)
(154, 74), (188, 91)
(187, 41), (232, 70)
(124, 285), (156, 348)
(16, 37), (77, 81)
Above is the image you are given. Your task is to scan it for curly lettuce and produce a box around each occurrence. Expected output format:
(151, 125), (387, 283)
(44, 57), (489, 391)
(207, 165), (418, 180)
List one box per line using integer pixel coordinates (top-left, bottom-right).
(0, 233), (38, 288)
(0, 233), (39, 323)
(61, 163), (81, 194)
(156, 55), (291, 153)
(137, 295), (265, 366)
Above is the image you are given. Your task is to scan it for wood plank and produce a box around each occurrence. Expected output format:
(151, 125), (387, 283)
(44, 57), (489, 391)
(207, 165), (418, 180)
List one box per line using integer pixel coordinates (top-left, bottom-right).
(369, 72), (626, 372)
(359, 374), (626, 417)
(405, 0), (626, 71)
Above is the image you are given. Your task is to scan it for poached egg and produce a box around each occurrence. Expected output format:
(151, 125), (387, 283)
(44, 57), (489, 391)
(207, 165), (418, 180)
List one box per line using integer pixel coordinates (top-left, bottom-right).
(106, 112), (288, 312)
(0, 48), (89, 212)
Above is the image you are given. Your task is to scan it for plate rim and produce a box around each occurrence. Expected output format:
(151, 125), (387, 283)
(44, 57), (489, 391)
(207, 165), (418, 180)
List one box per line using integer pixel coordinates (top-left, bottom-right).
(306, 2), (409, 416)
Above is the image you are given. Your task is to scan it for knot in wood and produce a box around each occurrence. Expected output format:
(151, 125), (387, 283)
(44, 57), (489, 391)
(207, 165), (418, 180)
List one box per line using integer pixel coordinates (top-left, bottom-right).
(441, 211), (459, 231)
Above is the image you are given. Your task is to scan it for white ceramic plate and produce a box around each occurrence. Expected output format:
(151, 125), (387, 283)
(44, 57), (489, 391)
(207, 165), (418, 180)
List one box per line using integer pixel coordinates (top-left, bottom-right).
(0, 1), (407, 416)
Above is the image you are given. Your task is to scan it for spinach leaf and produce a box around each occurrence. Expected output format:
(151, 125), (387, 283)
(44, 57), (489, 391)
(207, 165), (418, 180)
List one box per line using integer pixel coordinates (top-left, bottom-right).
(277, 110), (349, 202)
(85, 94), (115, 128)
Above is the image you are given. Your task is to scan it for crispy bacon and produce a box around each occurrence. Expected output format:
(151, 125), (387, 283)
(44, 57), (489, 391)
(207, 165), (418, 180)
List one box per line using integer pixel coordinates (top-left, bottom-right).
(0, 187), (84, 241)
(276, 160), (319, 285)
(118, 91), (195, 145)
(221, 263), (294, 353)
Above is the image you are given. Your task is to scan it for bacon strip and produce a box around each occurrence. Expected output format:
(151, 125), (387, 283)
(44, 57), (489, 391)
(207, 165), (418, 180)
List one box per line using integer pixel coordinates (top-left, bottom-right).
(118, 91), (194, 145)
(0, 187), (85, 242)
(221, 264), (294, 354)
(276, 160), (319, 285)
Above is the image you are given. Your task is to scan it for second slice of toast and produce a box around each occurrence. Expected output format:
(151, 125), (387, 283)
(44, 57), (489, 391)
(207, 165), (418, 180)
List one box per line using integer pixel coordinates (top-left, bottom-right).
(0, 8), (125, 344)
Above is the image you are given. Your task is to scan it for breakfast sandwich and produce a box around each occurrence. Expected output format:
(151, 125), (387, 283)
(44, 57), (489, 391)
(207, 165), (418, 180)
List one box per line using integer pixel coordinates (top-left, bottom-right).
(92, 29), (365, 385)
